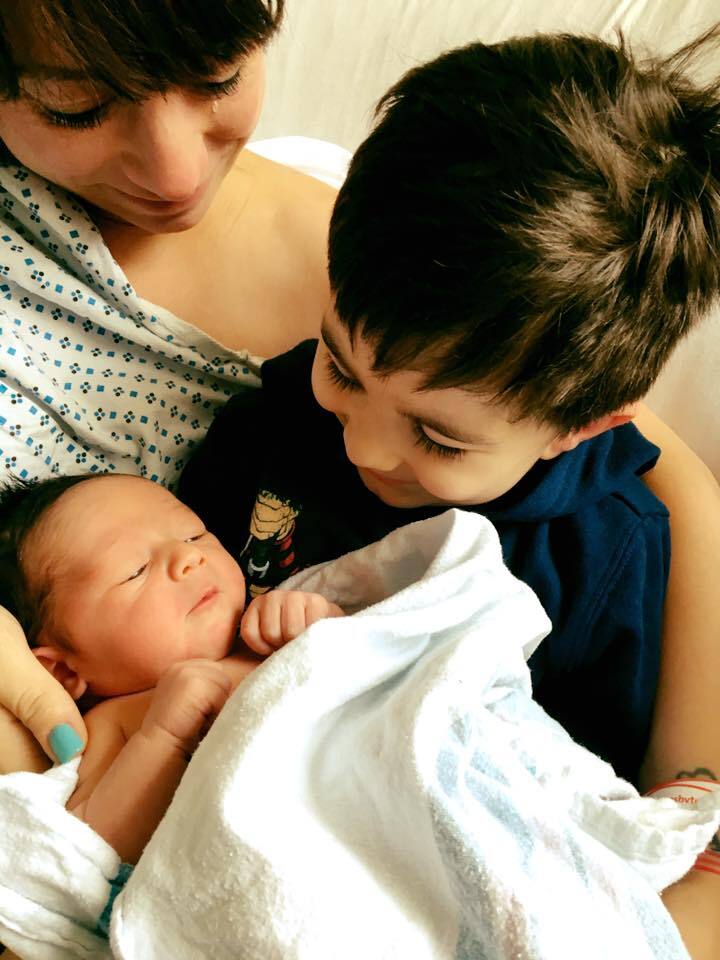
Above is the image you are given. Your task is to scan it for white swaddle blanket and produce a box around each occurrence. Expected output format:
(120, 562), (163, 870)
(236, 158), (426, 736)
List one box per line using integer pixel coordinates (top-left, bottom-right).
(110, 510), (716, 960)
(1, 510), (719, 958)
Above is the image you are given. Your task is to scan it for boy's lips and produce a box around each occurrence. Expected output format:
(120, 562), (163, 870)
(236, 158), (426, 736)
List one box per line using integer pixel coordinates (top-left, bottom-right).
(189, 587), (219, 614)
(361, 468), (416, 488)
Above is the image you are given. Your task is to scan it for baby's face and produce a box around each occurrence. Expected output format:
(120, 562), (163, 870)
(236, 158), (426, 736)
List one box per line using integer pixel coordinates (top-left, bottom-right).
(28, 475), (246, 697)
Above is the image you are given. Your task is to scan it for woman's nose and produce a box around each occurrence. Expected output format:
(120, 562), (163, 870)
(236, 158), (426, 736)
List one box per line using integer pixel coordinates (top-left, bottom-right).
(169, 542), (207, 581)
(119, 93), (210, 201)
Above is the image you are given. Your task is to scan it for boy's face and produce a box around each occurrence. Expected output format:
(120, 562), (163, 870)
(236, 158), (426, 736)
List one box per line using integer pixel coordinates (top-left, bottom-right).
(28, 476), (246, 697)
(311, 311), (568, 509)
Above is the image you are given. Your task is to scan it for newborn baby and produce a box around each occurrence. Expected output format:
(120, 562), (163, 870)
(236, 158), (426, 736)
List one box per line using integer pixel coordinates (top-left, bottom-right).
(0, 473), (342, 863)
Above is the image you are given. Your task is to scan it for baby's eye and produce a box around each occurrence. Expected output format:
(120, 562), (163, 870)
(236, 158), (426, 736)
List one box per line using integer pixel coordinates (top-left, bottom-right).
(185, 531), (206, 543)
(125, 563), (148, 583)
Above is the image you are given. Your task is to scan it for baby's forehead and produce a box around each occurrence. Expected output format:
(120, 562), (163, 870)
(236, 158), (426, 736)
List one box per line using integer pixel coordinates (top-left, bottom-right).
(37, 475), (190, 568)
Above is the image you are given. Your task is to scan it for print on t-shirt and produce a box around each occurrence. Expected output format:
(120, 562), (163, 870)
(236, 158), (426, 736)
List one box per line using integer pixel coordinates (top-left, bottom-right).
(239, 489), (301, 598)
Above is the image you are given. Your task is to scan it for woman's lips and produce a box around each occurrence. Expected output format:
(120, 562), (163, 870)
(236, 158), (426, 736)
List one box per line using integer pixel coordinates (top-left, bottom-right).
(116, 183), (207, 213)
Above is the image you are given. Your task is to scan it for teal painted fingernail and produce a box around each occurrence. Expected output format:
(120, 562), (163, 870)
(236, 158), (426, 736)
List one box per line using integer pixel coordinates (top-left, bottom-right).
(49, 724), (84, 763)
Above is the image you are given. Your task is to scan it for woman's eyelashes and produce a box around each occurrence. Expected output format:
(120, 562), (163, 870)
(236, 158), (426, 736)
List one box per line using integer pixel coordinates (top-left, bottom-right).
(34, 65), (245, 131)
(200, 68), (243, 97)
(42, 102), (111, 130)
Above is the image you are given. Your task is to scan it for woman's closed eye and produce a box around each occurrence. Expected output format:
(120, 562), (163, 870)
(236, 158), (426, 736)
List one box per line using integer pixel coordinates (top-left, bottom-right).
(31, 64), (245, 132)
(198, 67), (243, 98)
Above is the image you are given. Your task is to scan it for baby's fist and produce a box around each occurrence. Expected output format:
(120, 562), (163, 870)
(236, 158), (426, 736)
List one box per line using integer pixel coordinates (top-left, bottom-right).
(240, 590), (344, 655)
(141, 659), (231, 755)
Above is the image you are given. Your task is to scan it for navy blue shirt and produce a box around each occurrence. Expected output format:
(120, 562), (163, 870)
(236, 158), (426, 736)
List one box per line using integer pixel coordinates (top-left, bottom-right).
(179, 340), (670, 784)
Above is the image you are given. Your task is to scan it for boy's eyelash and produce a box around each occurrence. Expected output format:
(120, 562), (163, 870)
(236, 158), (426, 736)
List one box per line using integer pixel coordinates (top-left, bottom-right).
(324, 353), (463, 460)
(412, 423), (466, 460)
(38, 67), (243, 132)
(325, 355), (359, 391)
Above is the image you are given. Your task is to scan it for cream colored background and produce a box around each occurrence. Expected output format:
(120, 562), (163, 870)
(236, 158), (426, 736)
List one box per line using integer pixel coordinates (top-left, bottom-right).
(255, 1), (720, 476)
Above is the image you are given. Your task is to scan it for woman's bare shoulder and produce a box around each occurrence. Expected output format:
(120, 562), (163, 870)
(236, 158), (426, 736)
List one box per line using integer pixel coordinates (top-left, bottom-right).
(241, 151), (335, 255)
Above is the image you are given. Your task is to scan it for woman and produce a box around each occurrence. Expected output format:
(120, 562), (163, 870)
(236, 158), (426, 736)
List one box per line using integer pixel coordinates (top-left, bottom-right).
(0, 0), (334, 767)
(0, 2), (718, 956)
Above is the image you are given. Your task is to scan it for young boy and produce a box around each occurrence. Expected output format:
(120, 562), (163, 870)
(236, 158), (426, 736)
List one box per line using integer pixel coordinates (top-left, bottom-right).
(0, 473), (342, 865)
(179, 32), (720, 785)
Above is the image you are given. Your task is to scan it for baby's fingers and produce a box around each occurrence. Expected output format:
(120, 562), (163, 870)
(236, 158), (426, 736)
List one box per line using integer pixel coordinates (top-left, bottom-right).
(281, 593), (315, 642)
(240, 597), (276, 656)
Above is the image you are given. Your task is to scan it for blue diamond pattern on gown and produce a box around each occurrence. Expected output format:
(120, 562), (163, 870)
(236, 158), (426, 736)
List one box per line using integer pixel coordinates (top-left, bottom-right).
(0, 163), (261, 487)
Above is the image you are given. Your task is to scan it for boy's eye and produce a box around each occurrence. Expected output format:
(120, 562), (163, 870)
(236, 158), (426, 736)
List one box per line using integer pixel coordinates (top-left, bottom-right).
(412, 423), (466, 460)
(125, 563), (148, 583)
(325, 355), (360, 392)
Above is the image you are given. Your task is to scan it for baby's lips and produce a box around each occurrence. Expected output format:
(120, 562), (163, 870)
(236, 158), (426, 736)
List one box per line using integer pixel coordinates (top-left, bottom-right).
(188, 586), (219, 614)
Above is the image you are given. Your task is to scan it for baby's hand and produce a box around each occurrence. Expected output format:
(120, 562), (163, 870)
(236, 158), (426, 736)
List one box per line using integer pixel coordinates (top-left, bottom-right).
(240, 591), (344, 655)
(140, 660), (232, 755)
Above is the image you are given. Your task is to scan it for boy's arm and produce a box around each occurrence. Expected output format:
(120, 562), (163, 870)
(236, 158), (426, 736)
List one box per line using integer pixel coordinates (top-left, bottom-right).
(633, 404), (720, 959)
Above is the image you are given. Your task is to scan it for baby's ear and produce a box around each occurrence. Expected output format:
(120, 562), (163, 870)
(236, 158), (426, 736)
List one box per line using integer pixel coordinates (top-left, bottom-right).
(33, 646), (88, 701)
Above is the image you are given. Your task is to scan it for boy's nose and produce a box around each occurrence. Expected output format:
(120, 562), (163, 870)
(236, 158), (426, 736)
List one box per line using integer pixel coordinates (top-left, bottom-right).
(342, 419), (403, 473)
(169, 542), (207, 580)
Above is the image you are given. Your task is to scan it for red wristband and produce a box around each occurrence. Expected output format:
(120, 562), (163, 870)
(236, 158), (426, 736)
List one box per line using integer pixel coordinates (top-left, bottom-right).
(693, 850), (720, 876)
(644, 779), (720, 876)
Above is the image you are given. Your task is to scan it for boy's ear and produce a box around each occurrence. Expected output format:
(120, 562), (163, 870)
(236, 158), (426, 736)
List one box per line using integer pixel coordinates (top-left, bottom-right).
(33, 646), (88, 701)
(540, 404), (639, 460)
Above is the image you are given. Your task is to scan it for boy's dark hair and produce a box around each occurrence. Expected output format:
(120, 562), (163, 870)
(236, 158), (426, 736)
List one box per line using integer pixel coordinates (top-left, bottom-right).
(0, 474), (91, 644)
(0, 0), (283, 103)
(329, 31), (720, 431)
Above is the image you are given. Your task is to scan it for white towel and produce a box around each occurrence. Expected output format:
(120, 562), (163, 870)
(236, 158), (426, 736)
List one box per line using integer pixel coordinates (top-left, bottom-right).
(0, 759), (117, 958)
(110, 509), (719, 960)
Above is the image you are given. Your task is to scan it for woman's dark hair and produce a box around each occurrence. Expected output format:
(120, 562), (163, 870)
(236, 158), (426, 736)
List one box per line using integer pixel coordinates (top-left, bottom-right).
(0, 0), (284, 101)
(0, 473), (92, 643)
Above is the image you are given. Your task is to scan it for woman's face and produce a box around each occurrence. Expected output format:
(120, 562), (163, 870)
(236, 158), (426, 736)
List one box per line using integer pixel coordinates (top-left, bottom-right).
(0, 15), (267, 233)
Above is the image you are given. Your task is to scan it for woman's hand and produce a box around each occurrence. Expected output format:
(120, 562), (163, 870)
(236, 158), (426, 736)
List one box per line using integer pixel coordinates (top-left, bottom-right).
(0, 606), (86, 772)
